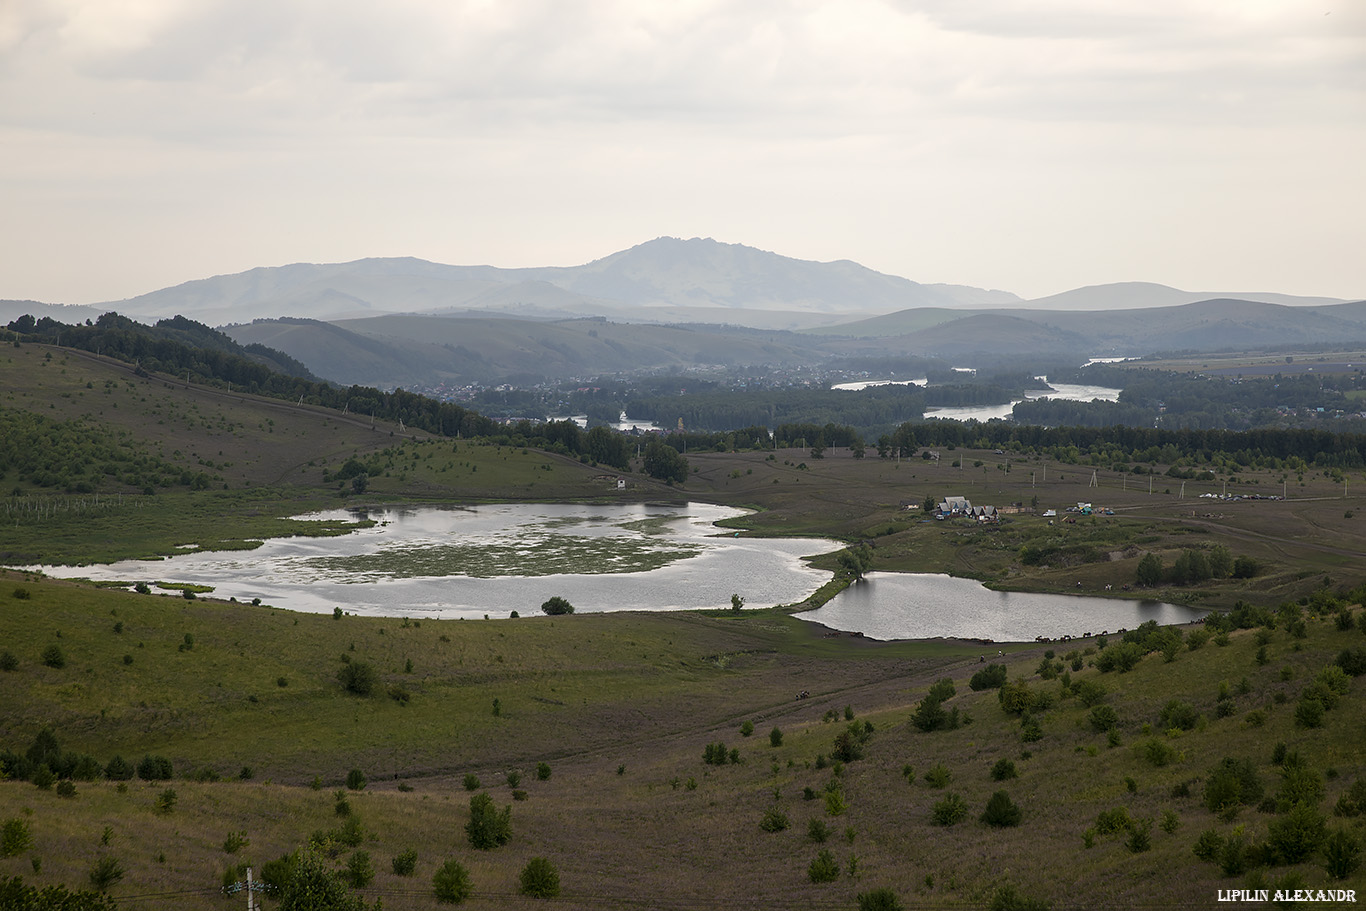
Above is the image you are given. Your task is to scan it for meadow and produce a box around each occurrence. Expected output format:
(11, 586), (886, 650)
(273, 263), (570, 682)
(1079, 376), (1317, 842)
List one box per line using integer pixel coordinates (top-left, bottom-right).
(2, 342), (1365, 908)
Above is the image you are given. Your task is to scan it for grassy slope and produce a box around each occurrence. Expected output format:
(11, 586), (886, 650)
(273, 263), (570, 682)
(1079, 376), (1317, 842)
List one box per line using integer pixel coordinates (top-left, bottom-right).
(0, 577), (1362, 909)
(1, 345), (1365, 907)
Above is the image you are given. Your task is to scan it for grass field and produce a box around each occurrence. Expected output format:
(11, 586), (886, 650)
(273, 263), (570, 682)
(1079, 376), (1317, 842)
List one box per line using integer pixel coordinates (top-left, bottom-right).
(3, 345), (1366, 908)
(1, 573), (1363, 909)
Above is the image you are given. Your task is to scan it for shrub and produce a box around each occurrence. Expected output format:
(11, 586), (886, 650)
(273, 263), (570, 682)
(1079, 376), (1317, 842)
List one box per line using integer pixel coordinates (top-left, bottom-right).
(1205, 757), (1263, 814)
(982, 790), (1023, 827)
(1336, 647), (1366, 676)
(40, 645), (65, 669)
(345, 851), (374, 888)
(1073, 679), (1107, 707)
(769, 726), (784, 747)
(808, 849), (841, 883)
(1219, 836), (1249, 876)
(0, 651), (16, 671)
(1089, 705), (1119, 732)
(1142, 738), (1177, 767)
(55, 780), (77, 799)
(991, 758), (1018, 781)
(540, 596), (574, 615)
(1193, 828), (1225, 861)
(1095, 807), (1131, 835)
(931, 793), (969, 826)
(1159, 700), (1199, 731)
(808, 818), (830, 843)
(89, 856), (124, 890)
(1295, 695), (1325, 728)
(392, 848), (418, 876)
(346, 768), (367, 791)
(927, 678), (955, 701)
(1335, 779), (1366, 817)
(519, 856), (560, 898)
(136, 755), (173, 781)
(463, 773), (480, 791)
(857, 887), (905, 911)
(969, 663), (1008, 690)
(223, 831), (249, 854)
(154, 788), (177, 813)
(432, 858), (473, 904)
(337, 661), (376, 696)
(1268, 803), (1327, 864)
(1323, 829), (1362, 880)
(535, 761), (551, 781)
(1, 818), (34, 857)
(759, 807), (790, 832)
(924, 763), (952, 788)
(1160, 809), (1180, 834)
(988, 882), (1051, 911)
(1125, 818), (1152, 853)
(466, 793), (511, 849)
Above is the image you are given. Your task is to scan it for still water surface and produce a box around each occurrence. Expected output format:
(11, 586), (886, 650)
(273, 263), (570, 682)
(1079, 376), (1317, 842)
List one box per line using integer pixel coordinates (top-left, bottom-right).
(47, 504), (1200, 639)
(797, 572), (1205, 641)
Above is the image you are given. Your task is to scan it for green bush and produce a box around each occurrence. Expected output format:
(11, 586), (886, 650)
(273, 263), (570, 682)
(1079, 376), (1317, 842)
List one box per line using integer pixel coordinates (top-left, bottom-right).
(1095, 807), (1131, 835)
(990, 758), (1018, 781)
(1268, 803), (1327, 864)
(808, 849), (840, 883)
(1088, 705), (1119, 732)
(857, 887), (905, 911)
(982, 790), (1023, 827)
(337, 661), (376, 696)
(1323, 829), (1362, 880)
(1204, 757), (1263, 814)
(1, 819), (34, 857)
(1073, 679), (1107, 707)
(759, 807), (789, 832)
(769, 726), (783, 747)
(463, 773), (480, 791)
(0, 651), (16, 671)
(392, 848), (418, 876)
(40, 645), (65, 669)
(519, 857), (560, 898)
(931, 793), (969, 826)
(988, 882), (1051, 911)
(136, 755), (173, 781)
(465, 793), (511, 849)
(432, 859), (472, 903)
(740, 720), (754, 737)
(1141, 739), (1176, 767)
(970, 663), (1008, 690)
(540, 596), (574, 615)
(346, 768), (367, 791)
(808, 818), (830, 842)
(345, 851), (374, 888)
(1334, 778), (1366, 817)
(1125, 818), (1152, 853)
(88, 856), (124, 890)
(1159, 700), (1199, 731)
(154, 788), (177, 814)
(1193, 828), (1224, 861)
(923, 763), (952, 788)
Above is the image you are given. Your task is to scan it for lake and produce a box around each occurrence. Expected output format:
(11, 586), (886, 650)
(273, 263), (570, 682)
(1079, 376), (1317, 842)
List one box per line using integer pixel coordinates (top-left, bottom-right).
(796, 572), (1206, 642)
(43, 503), (1201, 640)
(46, 503), (835, 620)
(925, 381), (1122, 422)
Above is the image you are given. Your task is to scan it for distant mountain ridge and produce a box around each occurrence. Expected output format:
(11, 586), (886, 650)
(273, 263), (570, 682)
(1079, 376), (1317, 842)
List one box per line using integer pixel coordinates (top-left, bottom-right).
(44, 237), (1347, 331)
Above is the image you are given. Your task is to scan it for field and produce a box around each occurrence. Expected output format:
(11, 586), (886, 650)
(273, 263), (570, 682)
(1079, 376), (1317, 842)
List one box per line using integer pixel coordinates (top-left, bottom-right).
(2, 343), (1365, 908)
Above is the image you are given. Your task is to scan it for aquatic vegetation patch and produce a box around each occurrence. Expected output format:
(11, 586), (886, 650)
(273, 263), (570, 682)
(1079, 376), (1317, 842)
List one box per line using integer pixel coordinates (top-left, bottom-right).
(304, 534), (703, 579)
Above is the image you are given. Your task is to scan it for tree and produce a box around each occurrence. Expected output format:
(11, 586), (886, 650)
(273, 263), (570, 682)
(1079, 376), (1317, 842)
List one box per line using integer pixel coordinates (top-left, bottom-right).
(923, 495), (937, 514)
(730, 593), (744, 612)
(642, 440), (687, 484)
(838, 543), (873, 580)
(350, 472), (368, 495)
(982, 790), (1023, 827)
(466, 793), (511, 849)
(540, 596), (574, 616)
(1135, 553), (1163, 587)
(432, 859), (472, 904)
(277, 849), (369, 911)
(338, 661), (376, 696)
(519, 857), (561, 898)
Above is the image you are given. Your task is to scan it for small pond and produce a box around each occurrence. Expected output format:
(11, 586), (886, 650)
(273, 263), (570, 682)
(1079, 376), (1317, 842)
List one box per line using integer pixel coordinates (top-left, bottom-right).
(795, 572), (1206, 642)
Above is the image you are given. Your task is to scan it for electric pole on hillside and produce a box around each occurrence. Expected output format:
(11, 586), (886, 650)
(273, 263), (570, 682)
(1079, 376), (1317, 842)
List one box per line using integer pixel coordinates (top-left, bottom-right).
(222, 866), (266, 911)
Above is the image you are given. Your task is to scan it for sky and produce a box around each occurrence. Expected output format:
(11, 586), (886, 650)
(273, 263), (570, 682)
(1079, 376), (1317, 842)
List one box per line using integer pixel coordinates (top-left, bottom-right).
(2, 0), (1363, 305)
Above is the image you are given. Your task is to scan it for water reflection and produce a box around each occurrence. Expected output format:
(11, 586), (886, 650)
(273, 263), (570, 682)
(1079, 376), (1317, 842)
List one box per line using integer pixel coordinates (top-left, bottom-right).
(796, 572), (1205, 642)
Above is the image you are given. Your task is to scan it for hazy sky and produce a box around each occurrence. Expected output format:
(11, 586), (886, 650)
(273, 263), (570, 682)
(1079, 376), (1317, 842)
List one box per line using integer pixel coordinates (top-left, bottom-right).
(3, 0), (1363, 304)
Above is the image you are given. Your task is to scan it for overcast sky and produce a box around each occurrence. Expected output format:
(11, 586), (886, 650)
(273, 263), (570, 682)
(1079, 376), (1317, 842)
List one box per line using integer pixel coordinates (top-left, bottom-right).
(3, 0), (1363, 304)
